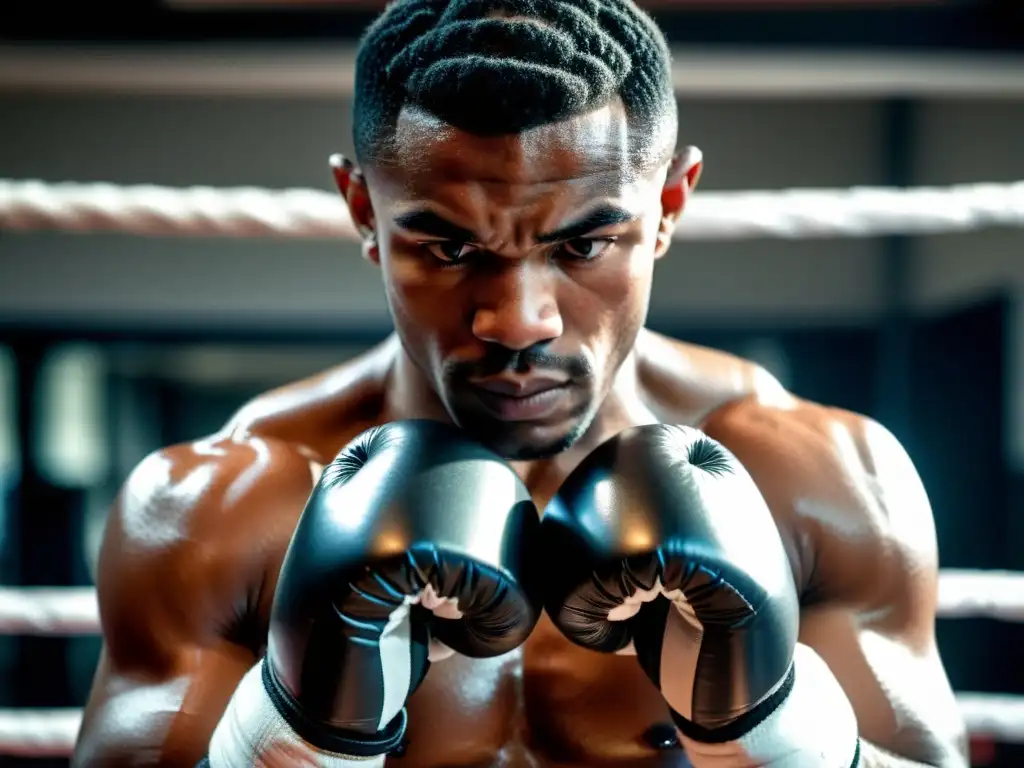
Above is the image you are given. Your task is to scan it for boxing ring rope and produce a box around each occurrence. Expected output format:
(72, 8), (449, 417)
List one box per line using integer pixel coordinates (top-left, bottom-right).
(2, 176), (1024, 757)
(2, 178), (1024, 241)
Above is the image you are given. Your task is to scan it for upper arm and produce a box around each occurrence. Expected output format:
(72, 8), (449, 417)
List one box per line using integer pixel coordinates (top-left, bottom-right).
(704, 402), (968, 767)
(73, 438), (314, 767)
(798, 418), (968, 766)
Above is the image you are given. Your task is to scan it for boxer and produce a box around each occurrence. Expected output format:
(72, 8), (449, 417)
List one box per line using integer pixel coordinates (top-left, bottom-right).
(73, 0), (968, 766)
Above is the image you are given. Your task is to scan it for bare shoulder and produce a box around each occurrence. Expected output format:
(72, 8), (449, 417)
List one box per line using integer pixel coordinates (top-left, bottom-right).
(79, 351), (390, 767)
(99, 338), (398, 662)
(222, 336), (396, 464)
(636, 329), (790, 425)
(97, 433), (318, 664)
(700, 395), (939, 633)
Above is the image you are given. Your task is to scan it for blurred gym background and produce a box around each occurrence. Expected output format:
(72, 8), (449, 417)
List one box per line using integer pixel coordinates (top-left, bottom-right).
(1, 0), (1023, 765)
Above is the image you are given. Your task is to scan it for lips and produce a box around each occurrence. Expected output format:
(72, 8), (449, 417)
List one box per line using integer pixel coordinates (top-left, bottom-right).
(466, 376), (571, 422)
(470, 375), (567, 398)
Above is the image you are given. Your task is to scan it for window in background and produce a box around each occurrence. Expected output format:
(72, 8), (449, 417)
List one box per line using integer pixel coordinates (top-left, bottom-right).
(36, 344), (109, 490)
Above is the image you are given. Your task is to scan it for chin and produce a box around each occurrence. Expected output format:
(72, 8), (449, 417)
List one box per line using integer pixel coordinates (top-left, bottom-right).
(499, 433), (580, 461)
(457, 412), (593, 461)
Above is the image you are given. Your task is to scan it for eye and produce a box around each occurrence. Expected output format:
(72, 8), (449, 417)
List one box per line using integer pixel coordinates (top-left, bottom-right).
(559, 238), (614, 261)
(424, 242), (478, 266)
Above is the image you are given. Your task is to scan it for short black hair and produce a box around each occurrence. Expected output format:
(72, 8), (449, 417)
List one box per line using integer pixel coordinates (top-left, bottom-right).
(352, 0), (677, 167)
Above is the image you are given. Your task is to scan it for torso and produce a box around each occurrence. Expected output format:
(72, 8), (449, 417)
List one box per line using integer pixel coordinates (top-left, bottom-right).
(218, 329), (805, 767)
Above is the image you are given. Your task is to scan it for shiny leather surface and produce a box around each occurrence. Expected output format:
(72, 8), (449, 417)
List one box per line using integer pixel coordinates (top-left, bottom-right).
(542, 424), (799, 729)
(269, 420), (543, 732)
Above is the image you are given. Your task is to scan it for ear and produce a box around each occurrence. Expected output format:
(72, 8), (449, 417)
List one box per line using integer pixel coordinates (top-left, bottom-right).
(330, 153), (379, 264)
(654, 145), (703, 259)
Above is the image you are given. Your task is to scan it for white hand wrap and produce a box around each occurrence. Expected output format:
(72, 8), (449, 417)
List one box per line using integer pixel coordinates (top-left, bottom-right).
(680, 644), (860, 768)
(208, 659), (385, 768)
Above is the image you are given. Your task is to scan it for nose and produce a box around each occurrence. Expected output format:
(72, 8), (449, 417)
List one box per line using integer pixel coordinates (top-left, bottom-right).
(471, 261), (563, 351)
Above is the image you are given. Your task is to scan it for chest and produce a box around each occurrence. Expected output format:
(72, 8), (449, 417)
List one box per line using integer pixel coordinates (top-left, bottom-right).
(394, 612), (688, 767)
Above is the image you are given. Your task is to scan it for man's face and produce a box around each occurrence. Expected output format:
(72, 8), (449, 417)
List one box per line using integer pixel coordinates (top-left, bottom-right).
(362, 101), (673, 460)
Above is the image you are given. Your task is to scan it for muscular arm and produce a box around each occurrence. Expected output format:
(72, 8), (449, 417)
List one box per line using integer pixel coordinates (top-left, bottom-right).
(73, 437), (314, 767)
(703, 399), (968, 768)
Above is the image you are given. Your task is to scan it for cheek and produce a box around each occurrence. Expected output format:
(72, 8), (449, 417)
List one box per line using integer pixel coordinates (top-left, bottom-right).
(614, 219), (660, 324)
(381, 248), (470, 356)
(611, 254), (653, 346)
(566, 247), (653, 368)
(622, 248), (655, 321)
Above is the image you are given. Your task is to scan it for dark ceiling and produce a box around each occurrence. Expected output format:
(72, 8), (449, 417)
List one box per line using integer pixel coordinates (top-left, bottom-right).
(2, 0), (1021, 51)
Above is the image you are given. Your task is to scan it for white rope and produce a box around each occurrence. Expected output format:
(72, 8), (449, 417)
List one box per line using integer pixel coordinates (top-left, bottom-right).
(0, 180), (348, 240)
(0, 708), (81, 757)
(1, 178), (1023, 242)
(0, 587), (101, 635)
(936, 569), (1024, 621)
(957, 693), (1024, 742)
(1, 570), (1024, 636)
(0, 692), (1021, 757)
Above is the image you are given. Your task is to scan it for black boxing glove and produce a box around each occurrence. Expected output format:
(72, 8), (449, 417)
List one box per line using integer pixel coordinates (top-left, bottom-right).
(542, 424), (859, 767)
(209, 419), (542, 767)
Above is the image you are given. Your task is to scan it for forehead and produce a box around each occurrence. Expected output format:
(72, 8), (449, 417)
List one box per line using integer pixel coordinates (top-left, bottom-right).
(367, 101), (657, 212)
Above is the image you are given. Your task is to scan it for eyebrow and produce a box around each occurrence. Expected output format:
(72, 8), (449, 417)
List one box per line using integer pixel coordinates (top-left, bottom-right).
(537, 205), (638, 243)
(392, 204), (638, 244)
(392, 210), (476, 243)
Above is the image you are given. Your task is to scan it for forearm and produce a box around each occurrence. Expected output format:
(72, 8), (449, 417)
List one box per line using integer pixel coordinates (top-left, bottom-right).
(73, 684), (222, 768)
